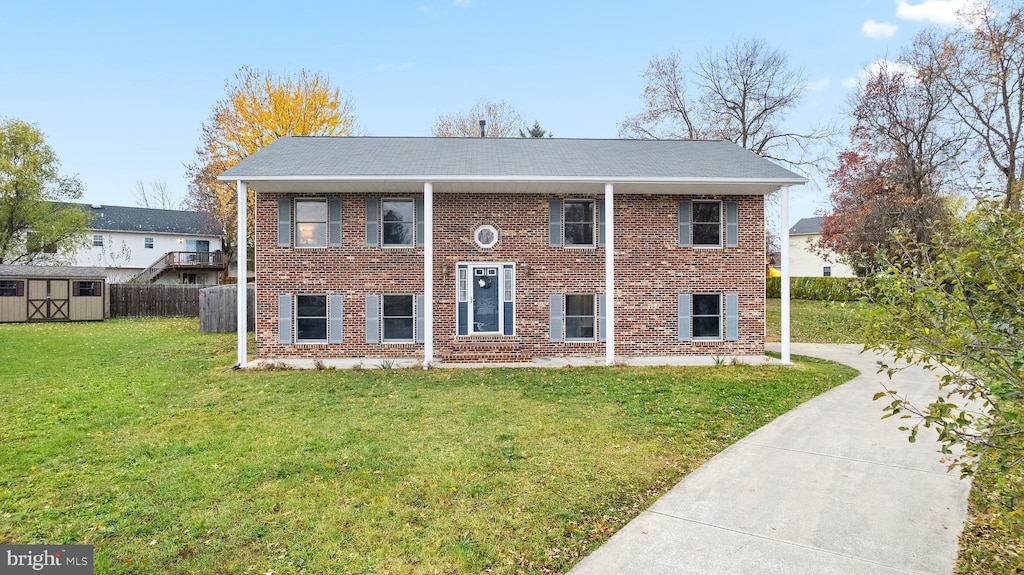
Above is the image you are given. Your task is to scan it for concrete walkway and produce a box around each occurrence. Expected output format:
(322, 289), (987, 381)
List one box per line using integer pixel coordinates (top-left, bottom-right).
(568, 343), (973, 575)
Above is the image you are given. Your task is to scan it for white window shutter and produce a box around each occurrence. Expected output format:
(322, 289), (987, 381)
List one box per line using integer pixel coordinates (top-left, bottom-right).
(549, 294), (563, 342)
(278, 294), (292, 343)
(678, 200), (691, 247)
(329, 294), (344, 343)
(365, 295), (379, 343)
(678, 293), (691, 341)
(277, 199), (291, 248)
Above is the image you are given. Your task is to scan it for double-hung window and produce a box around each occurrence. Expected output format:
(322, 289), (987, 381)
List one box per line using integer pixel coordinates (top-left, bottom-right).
(295, 295), (328, 342)
(692, 201), (722, 247)
(381, 200), (415, 247)
(692, 294), (722, 339)
(144, 237), (154, 249)
(382, 294), (414, 342)
(92, 234), (104, 247)
(564, 294), (596, 340)
(563, 200), (595, 246)
(295, 199), (328, 247)
(679, 200), (738, 248)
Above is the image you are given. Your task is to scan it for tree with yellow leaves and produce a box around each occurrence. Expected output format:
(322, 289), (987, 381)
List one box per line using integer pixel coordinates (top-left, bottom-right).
(186, 67), (356, 265)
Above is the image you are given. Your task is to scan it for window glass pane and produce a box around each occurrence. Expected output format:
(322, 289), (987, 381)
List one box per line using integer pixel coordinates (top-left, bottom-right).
(382, 222), (414, 246)
(564, 201), (593, 223)
(383, 318), (414, 341)
(692, 294), (719, 316)
(458, 269), (468, 302)
(144, 237), (154, 248)
(296, 223), (327, 247)
(564, 294), (594, 316)
(0, 281), (18, 296)
(382, 200), (414, 223)
(564, 223), (594, 245)
(77, 282), (97, 297)
(503, 268), (512, 302)
(296, 295), (327, 317)
(565, 317), (595, 339)
(692, 223), (720, 246)
(297, 318), (328, 341)
(693, 316), (721, 338)
(383, 295), (413, 317)
(93, 234), (103, 247)
(692, 202), (721, 223)
(295, 200), (326, 221)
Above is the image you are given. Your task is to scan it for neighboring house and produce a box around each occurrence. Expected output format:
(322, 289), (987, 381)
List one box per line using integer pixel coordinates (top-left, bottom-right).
(69, 204), (226, 284)
(219, 136), (806, 365)
(788, 217), (855, 278)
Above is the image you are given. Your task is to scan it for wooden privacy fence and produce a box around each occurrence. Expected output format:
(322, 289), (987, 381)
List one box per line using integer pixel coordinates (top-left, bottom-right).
(199, 285), (255, 333)
(109, 284), (202, 318)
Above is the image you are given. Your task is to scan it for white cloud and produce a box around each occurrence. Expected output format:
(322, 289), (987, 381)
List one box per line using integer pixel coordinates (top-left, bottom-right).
(805, 78), (831, 92)
(842, 59), (918, 89)
(895, 0), (971, 25)
(861, 19), (899, 38)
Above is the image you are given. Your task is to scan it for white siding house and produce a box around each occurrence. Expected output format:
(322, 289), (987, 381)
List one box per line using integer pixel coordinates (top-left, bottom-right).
(70, 204), (226, 284)
(788, 217), (855, 278)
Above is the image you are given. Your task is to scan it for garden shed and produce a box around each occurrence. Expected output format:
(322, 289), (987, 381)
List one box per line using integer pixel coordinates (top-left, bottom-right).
(0, 265), (108, 323)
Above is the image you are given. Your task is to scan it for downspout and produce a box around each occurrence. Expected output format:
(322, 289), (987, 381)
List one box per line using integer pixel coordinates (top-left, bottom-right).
(236, 180), (248, 368)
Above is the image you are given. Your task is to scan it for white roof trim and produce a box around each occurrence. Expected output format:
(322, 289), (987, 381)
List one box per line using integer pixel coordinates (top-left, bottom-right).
(218, 174), (807, 185)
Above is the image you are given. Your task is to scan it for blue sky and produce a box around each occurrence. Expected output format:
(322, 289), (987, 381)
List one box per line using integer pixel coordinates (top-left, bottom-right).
(1, 0), (969, 222)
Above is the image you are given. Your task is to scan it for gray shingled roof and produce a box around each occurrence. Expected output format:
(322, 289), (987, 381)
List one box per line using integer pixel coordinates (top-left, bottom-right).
(0, 264), (106, 279)
(78, 204), (223, 236)
(790, 216), (825, 235)
(219, 137), (806, 182)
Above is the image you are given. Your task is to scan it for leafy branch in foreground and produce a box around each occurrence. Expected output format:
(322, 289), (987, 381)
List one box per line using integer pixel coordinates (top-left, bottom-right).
(863, 202), (1024, 477)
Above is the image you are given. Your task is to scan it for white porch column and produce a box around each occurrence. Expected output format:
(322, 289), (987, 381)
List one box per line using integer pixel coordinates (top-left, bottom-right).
(604, 183), (615, 366)
(236, 180), (248, 368)
(423, 182), (434, 368)
(779, 186), (792, 365)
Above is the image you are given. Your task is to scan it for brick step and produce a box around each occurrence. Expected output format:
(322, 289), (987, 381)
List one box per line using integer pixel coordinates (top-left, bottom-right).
(438, 340), (532, 363)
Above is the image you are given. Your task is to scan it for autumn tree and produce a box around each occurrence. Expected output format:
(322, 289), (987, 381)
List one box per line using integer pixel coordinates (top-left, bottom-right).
(431, 98), (525, 137)
(133, 179), (181, 210)
(186, 67), (356, 257)
(910, 0), (1024, 211)
(0, 119), (88, 264)
(620, 38), (832, 167)
(819, 61), (961, 274)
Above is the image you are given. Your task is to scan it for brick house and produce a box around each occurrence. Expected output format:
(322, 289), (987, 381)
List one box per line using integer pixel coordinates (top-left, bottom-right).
(219, 137), (805, 367)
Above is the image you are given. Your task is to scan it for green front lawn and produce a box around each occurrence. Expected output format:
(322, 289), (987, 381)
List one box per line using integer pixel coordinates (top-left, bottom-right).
(0, 318), (855, 574)
(766, 298), (870, 343)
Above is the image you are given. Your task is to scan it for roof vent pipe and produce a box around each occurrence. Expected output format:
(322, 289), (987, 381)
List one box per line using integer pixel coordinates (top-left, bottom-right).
(479, 120), (486, 138)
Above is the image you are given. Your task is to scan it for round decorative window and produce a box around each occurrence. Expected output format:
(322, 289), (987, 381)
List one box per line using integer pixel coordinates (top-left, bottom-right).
(474, 225), (498, 249)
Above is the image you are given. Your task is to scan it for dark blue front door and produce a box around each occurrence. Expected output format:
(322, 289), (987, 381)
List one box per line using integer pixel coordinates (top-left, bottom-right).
(471, 266), (500, 333)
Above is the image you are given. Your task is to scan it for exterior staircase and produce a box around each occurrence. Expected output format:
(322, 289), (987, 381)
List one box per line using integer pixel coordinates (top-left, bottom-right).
(439, 337), (531, 363)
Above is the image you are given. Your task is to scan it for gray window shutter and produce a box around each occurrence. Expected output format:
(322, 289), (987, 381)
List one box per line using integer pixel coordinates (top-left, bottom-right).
(415, 294), (425, 343)
(597, 204), (606, 247)
(365, 295), (379, 343)
(415, 198), (425, 247)
(329, 198), (342, 247)
(725, 201), (739, 248)
(678, 200), (691, 248)
(678, 293), (692, 341)
(598, 293), (607, 342)
(329, 294), (344, 343)
(549, 294), (563, 342)
(725, 293), (739, 341)
(548, 199), (562, 247)
(365, 198), (379, 247)
(277, 199), (291, 248)
(277, 294), (292, 344)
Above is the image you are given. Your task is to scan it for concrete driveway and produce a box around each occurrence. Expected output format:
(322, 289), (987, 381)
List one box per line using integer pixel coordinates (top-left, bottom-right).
(568, 343), (972, 575)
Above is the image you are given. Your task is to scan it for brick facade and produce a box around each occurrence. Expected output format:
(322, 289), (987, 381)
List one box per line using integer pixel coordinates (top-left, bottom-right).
(254, 191), (765, 362)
